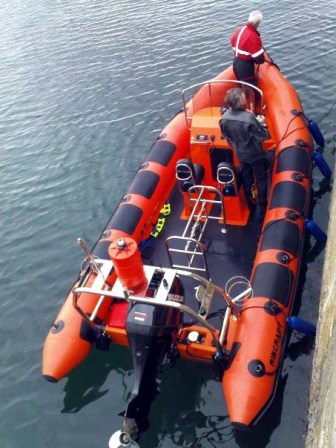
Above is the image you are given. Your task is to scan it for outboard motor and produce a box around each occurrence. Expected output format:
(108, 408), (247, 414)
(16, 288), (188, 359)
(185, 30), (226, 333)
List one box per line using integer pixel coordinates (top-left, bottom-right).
(108, 238), (185, 442)
(123, 273), (184, 438)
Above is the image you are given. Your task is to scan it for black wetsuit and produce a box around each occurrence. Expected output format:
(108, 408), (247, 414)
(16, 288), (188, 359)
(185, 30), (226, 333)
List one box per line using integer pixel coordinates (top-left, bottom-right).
(219, 108), (270, 205)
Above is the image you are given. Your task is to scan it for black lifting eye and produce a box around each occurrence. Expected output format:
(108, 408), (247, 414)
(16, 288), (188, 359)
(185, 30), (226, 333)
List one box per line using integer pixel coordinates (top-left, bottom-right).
(51, 320), (64, 334)
(295, 139), (309, 148)
(285, 210), (299, 221)
(248, 359), (265, 377)
(277, 252), (290, 264)
(292, 172), (303, 182)
(264, 300), (281, 316)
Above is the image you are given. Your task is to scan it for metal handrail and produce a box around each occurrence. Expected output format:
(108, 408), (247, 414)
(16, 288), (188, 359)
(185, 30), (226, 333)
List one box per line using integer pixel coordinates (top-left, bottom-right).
(188, 185), (226, 231)
(74, 286), (218, 332)
(72, 267), (240, 323)
(73, 267), (240, 349)
(165, 235), (209, 276)
(175, 269), (239, 318)
(166, 185), (226, 277)
(72, 266), (241, 360)
(73, 285), (224, 353)
(182, 79), (264, 129)
(78, 238), (106, 281)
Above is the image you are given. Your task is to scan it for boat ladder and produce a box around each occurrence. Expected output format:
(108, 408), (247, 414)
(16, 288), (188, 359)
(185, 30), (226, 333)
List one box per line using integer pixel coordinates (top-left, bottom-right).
(165, 185), (226, 278)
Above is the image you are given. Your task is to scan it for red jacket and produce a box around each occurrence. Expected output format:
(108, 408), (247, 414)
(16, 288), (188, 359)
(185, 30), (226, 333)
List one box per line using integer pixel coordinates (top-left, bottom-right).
(231, 23), (264, 62)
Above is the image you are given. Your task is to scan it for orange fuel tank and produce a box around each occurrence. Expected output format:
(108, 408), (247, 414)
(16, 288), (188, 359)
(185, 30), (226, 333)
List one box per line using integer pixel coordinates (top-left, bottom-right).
(109, 237), (147, 293)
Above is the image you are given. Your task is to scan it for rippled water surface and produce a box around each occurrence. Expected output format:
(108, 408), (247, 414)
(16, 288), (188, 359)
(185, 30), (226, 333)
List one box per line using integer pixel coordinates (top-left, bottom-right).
(1, 1), (335, 447)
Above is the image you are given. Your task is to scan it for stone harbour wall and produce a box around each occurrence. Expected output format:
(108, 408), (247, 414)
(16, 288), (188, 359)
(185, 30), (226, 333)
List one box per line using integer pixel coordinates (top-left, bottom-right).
(306, 165), (336, 448)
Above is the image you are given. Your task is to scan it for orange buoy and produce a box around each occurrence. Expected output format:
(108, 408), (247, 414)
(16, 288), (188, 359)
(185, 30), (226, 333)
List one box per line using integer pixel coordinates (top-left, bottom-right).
(109, 237), (147, 292)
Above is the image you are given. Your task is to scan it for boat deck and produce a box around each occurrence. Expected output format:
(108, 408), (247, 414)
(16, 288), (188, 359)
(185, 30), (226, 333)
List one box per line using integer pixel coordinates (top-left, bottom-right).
(141, 185), (265, 325)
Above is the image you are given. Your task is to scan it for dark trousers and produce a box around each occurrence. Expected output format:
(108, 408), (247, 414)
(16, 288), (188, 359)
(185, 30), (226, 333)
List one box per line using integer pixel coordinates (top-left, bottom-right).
(233, 58), (256, 86)
(241, 158), (268, 205)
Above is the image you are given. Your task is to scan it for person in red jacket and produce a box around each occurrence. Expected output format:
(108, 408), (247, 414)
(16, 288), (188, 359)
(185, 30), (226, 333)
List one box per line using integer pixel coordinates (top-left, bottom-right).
(231, 10), (265, 86)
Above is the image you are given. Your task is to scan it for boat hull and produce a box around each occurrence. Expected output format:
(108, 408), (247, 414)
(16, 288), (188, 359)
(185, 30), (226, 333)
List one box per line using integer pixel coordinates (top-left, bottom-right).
(42, 60), (313, 430)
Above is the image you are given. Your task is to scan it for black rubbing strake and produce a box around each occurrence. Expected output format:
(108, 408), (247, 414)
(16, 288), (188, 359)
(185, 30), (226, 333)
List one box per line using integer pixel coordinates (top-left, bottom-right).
(260, 220), (300, 256)
(147, 140), (176, 166)
(276, 146), (311, 176)
(251, 262), (293, 306)
(269, 181), (306, 215)
(127, 170), (160, 199)
(108, 204), (143, 235)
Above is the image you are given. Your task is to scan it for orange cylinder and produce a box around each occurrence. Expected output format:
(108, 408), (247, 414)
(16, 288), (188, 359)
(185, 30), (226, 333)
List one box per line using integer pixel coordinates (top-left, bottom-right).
(109, 237), (147, 291)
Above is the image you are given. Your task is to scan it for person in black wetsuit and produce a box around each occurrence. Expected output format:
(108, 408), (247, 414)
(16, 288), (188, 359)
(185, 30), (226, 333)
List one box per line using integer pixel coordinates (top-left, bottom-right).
(219, 87), (270, 208)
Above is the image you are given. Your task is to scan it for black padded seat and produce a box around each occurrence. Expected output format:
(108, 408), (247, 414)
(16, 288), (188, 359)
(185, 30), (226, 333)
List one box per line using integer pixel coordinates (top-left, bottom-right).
(176, 159), (204, 192)
(210, 148), (234, 181)
(217, 161), (241, 196)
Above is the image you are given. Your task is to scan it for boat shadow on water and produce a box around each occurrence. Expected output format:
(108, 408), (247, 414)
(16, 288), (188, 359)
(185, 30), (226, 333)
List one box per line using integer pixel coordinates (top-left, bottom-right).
(61, 345), (133, 414)
(140, 366), (287, 448)
(59, 330), (312, 448)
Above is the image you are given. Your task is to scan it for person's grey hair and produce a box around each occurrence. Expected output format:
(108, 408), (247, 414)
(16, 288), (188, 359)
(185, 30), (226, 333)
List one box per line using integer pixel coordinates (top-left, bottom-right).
(224, 88), (246, 111)
(248, 10), (263, 25)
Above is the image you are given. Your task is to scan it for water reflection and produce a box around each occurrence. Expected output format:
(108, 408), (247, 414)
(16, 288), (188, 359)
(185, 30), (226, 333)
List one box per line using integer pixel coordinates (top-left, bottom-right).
(172, 411), (232, 447)
(61, 346), (132, 414)
(153, 374), (288, 448)
(312, 177), (332, 200)
(287, 334), (315, 361)
(59, 336), (292, 446)
(305, 239), (327, 264)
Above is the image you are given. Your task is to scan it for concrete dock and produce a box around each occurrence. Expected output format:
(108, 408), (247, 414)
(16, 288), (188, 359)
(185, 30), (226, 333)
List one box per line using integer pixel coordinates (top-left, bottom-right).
(306, 165), (336, 447)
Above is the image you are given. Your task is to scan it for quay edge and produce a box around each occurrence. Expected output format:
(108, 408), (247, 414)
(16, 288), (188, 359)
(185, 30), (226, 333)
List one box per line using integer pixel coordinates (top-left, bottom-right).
(306, 162), (336, 448)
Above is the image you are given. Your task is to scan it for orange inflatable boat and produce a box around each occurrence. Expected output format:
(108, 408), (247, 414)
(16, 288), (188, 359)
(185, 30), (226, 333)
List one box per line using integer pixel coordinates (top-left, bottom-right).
(43, 57), (325, 444)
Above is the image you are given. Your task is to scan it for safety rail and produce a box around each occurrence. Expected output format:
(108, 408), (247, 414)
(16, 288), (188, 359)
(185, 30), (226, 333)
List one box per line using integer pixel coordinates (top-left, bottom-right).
(165, 185), (226, 278)
(182, 79), (264, 130)
(72, 267), (242, 355)
(76, 238), (115, 323)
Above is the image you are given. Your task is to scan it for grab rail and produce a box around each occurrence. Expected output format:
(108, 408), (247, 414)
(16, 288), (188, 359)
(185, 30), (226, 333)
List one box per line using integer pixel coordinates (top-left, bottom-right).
(182, 79), (264, 129)
(72, 267), (241, 354)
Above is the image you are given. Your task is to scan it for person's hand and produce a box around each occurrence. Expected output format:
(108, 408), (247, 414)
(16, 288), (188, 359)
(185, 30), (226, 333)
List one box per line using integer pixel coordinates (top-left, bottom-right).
(256, 114), (266, 125)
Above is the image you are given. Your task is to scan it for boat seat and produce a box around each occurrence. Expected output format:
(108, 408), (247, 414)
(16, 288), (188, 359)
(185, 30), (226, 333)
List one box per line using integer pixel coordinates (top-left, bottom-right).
(217, 162), (241, 196)
(176, 159), (204, 192)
